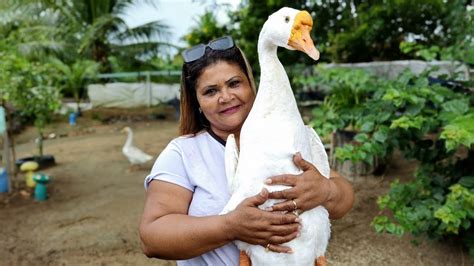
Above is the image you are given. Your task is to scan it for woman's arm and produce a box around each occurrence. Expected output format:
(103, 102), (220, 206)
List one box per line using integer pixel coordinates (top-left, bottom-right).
(266, 153), (354, 219)
(139, 180), (301, 259)
(322, 169), (354, 219)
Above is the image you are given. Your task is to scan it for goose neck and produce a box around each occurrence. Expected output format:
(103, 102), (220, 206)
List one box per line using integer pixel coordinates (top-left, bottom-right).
(257, 39), (279, 70)
(125, 130), (133, 147)
(257, 38), (289, 92)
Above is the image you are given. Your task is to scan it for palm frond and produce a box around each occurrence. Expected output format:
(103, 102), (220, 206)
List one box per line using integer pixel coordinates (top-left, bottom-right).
(113, 0), (135, 14)
(113, 0), (159, 15)
(78, 14), (122, 53)
(49, 57), (71, 77)
(16, 24), (62, 37)
(42, 1), (83, 32)
(18, 40), (65, 58)
(111, 20), (170, 44)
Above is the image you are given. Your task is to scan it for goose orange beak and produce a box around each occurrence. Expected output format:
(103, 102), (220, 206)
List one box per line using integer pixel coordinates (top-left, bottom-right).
(288, 10), (320, 61)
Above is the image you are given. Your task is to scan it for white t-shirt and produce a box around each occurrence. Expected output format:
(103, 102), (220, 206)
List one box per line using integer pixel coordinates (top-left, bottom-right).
(144, 130), (239, 266)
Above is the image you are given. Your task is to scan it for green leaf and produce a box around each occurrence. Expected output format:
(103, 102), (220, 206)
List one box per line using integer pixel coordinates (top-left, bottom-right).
(360, 121), (375, 132)
(374, 224), (385, 233)
(442, 99), (469, 115)
(390, 116), (424, 130)
(440, 113), (474, 151)
(459, 177), (474, 188)
(373, 128), (389, 142)
(354, 133), (369, 142)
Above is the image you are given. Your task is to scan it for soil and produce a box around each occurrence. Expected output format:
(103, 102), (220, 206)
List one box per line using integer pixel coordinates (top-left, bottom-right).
(0, 108), (471, 266)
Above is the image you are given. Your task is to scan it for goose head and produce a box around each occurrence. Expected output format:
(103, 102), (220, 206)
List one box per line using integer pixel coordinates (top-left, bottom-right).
(260, 7), (320, 60)
(121, 126), (131, 134)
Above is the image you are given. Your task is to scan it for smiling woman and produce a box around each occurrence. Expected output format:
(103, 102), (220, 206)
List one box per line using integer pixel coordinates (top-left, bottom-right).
(195, 61), (255, 142)
(178, 38), (256, 139)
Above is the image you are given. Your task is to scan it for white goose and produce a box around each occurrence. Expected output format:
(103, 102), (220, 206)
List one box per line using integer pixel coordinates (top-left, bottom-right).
(220, 7), (331, 266)
(121, 126), (153, 165)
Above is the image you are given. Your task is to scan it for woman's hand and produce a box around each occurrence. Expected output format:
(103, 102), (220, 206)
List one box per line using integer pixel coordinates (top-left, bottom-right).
(224, 188), (301, 253)
(265, 152), (354, 219)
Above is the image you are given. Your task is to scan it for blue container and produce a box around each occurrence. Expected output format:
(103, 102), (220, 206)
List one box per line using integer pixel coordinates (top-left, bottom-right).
(0, 168), (9, 193)
(69, 112), (77, 126)
(33, 173), (50, 201)
(34, 184), (48, 201)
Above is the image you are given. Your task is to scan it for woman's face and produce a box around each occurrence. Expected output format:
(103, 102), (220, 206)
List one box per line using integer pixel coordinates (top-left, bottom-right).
(195, 60), (255, 138)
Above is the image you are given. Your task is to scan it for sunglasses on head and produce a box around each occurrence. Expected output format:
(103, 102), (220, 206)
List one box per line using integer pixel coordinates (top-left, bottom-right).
(182, 36), (235, 63)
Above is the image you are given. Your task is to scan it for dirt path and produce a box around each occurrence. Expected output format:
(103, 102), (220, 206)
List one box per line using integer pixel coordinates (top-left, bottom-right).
(0, 113), (470, 265)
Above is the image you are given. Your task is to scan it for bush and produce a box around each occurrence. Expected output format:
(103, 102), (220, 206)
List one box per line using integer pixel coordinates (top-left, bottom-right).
(305, 66), (474, 257)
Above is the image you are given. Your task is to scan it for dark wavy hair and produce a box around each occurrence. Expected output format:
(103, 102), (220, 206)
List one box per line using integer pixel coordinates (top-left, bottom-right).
(179, 45), (256, 135)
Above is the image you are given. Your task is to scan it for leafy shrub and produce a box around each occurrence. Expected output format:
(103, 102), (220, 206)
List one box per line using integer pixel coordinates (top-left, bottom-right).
(305, 65), (474, 257)
(0, 45), (62, 156)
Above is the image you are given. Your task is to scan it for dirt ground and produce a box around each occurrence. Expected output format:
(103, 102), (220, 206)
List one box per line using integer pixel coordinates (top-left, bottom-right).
(0, 108), (471, 266)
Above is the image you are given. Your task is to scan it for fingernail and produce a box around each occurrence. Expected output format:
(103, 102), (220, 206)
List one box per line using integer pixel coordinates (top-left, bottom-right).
(264, 207), (273, 211)
(264, 179), (272, 184)
(298, 225), (302, 231)
(260, 188), (267, 196)
(287, 249), (294, 254)
(295, 218), (301, 223)
(297, 232), (301, 237)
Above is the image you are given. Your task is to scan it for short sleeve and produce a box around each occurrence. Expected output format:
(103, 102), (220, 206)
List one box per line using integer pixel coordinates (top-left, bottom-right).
(144, 140), (194, 192)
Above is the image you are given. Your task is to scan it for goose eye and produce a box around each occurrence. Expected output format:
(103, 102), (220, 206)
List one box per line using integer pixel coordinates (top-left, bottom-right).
(284, 16), (290, 23)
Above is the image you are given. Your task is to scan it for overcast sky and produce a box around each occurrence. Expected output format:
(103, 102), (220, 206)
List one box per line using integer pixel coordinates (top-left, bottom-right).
(122, 0), (240, 50)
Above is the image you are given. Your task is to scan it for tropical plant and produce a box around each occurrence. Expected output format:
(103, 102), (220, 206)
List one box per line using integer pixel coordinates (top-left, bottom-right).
(185, 10), (229, 46)
(0, 1), (70, 60)
(1, 0), (171, 71)
(67, 0), (170, 71)
(306, 65), (474, 257)
(50, 58), (100, 114)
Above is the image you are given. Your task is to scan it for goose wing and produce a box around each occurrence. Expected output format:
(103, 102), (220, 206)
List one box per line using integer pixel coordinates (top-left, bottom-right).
(306, 126), (330, 178)
(123, 145), (153, 164)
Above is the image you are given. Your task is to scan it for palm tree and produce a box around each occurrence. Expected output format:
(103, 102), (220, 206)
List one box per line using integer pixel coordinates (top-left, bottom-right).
(1, 0), (170, 71)
(50, 58), (100, 115)
(71, 0), (171, 71)
(0, 1), (70, 60)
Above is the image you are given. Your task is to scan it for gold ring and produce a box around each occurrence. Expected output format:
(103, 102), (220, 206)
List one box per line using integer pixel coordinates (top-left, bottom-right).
(265, 243), (270, 252)
(291, 200), (297, 211)
(292, 210), (300, 216)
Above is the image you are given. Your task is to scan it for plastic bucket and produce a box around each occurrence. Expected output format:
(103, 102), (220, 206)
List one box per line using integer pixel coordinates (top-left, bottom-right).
(69, 112), (77, 126)
(0, 168), (9, 193)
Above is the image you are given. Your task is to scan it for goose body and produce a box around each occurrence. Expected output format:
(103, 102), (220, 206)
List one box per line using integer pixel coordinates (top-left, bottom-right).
(122, 127), (153, 165)
(220, 7), (331, 265)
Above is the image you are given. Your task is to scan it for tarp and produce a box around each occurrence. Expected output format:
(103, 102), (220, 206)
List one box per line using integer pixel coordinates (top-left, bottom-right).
(87, 82), (180, 108)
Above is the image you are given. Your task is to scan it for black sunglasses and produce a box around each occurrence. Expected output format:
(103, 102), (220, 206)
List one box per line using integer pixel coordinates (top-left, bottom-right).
(182, 36), (235, 63)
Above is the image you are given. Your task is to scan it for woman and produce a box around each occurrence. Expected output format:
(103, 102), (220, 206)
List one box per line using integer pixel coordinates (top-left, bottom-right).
(139, 36), (354, 265)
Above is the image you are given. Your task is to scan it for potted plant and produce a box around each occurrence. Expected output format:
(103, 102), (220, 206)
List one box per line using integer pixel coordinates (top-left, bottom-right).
(308, 66), (383, 177)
